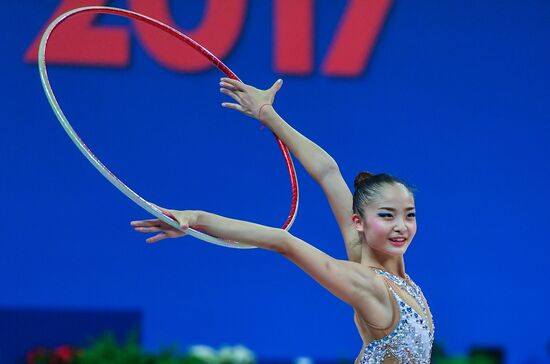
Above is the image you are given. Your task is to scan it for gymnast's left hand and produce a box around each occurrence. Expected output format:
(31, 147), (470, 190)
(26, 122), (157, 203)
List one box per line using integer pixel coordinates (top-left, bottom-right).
(130, 206), (198, 244)
(219, 77), (283, 120)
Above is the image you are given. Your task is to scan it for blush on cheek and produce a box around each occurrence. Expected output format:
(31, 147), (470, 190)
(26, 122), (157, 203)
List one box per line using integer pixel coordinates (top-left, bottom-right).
(364, 220), (392, 249)
(368, 220), (388, 234)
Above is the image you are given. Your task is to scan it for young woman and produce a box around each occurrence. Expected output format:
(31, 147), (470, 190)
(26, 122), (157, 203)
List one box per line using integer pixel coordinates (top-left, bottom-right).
(131, 78), (434, 363)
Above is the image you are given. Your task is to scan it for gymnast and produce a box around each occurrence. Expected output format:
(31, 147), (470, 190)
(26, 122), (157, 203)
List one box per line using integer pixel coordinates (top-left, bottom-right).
(131, 78), (434, 364)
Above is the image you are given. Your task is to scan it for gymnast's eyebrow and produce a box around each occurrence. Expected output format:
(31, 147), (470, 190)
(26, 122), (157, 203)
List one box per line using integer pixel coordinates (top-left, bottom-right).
(378, 207), (416, 211)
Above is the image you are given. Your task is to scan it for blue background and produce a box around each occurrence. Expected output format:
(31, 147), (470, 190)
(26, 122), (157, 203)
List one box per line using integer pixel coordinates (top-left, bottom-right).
(1, 1), (549, 363)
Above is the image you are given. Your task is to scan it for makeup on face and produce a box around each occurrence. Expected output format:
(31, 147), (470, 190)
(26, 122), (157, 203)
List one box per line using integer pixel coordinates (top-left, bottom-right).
(361, 184), (417, 255)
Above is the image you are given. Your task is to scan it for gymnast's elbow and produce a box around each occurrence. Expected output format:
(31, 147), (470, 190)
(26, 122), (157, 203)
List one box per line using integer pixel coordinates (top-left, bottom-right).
(268, 229), (293, 255)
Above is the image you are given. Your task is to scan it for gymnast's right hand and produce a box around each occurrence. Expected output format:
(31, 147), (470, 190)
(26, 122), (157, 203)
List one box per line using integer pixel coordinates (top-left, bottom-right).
(219, 77), (283, 121)
(131, 206), (198, 244)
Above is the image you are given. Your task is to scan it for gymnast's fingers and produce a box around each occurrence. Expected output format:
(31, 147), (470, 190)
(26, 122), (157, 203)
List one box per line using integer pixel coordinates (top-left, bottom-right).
(221, 102), (245, 112)
(146, 233), (168, 244)
(147, 228), (187, 243)
(220, 77), (246, 91)
(134, 226), (162, 233)
(145, 233), (175, 244)
(131, 219), (161, 227)
(220, 87), (241, 102)
(220, 81), (239, 91)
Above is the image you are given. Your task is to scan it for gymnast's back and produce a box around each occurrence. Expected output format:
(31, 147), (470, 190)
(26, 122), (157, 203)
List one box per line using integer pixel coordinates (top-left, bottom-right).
(354, 268), (434, 364)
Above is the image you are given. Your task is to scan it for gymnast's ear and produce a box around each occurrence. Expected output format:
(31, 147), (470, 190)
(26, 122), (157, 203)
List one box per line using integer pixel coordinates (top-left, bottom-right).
(352, 213), (365, 232)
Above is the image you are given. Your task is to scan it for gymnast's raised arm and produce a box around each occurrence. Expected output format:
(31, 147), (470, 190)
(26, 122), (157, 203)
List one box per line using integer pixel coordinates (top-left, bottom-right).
(130, 208), (384, 317)
(219, 78), (360, 263)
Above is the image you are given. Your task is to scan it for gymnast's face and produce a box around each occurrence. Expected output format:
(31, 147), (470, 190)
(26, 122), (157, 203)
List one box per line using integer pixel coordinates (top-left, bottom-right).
(353, 183), (417, 256)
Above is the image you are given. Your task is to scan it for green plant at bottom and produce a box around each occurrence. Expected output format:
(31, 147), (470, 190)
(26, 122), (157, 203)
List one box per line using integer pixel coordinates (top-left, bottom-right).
(433, 342), (501, 364)
(26, 333), (256, 364)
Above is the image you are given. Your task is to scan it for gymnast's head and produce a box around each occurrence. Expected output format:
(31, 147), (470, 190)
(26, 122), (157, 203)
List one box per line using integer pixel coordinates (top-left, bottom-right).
(352, 172), (417, 256)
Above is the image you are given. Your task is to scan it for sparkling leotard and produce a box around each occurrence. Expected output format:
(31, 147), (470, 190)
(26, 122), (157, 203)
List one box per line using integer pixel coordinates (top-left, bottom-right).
(359, 269), (434, 364)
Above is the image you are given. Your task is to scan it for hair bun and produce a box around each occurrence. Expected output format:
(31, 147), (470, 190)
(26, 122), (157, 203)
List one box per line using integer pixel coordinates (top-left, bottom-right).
(354, 171), (375, 189)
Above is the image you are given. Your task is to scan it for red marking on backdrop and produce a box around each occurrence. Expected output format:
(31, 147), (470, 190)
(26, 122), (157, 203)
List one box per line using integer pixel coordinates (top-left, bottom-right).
(129, 0), (246, 72)
(24, 0), (129, 66)
(322, 0), (392, 76)
(24, 0), (392, 77)
(274, 0), (314, 75)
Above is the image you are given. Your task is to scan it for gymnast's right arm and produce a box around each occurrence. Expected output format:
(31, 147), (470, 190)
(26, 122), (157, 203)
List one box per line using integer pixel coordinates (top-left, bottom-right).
(131, 208), (382, 314)
(219, 78), (361, 263)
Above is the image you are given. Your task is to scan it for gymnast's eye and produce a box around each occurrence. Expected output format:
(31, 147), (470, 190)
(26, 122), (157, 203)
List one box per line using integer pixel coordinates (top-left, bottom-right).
(378, 213), (393, 218)
(407, 212), (416, 218)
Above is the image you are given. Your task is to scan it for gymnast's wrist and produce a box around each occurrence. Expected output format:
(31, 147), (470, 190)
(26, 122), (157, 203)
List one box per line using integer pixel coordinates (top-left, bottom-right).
(187, 210), (208, 231)
(257, 104), (275, 124)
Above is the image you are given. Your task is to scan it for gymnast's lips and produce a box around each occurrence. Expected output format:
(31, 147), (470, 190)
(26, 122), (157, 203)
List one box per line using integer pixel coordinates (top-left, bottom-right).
(388, 237), (408, 246)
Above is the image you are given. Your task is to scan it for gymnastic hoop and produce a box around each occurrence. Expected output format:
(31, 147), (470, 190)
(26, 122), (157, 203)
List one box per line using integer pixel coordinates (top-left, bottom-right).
(38, 6), (299, 249)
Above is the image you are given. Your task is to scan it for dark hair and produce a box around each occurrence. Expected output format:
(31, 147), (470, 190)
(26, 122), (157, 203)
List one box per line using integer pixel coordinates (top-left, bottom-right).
(352, 171), (414, 218)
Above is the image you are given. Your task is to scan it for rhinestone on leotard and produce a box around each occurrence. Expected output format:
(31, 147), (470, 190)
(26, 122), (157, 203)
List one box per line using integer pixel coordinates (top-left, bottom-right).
(359, 269), (434, 364)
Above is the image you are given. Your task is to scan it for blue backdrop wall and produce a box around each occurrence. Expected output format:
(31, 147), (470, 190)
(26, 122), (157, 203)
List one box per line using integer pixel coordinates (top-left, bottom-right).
(1, 1), (549, 363)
